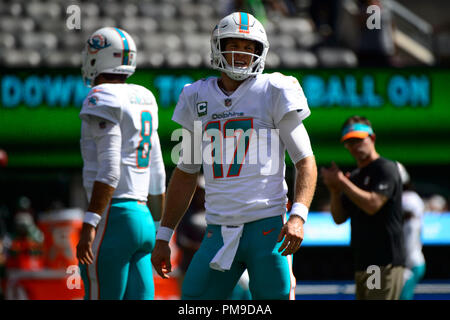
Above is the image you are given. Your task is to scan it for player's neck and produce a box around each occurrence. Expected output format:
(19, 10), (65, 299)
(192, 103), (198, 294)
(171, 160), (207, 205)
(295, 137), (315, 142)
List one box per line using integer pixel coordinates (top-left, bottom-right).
(94, 75), (126, 86)
(357, 151), (380, 168)
(218, 74), (245, 95)
(94, 80), (125, 86)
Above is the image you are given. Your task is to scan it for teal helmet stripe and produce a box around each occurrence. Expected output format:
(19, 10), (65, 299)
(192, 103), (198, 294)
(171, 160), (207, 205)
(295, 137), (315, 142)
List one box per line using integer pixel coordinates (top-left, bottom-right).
(239, 12), (249, 30)
(114, 28), (130, 65)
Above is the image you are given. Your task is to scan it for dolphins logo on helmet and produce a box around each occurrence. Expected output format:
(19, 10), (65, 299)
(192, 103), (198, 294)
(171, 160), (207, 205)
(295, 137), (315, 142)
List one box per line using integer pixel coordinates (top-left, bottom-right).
(211, 12), (269, 81)
(87, 34), (111, 54)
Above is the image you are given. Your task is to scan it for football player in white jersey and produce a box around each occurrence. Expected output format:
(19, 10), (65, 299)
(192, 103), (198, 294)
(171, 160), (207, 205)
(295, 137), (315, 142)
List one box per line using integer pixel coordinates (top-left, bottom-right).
(397, 162), (426, 300)
(152, 12), (317, 299)
(76, 27), (166, 300)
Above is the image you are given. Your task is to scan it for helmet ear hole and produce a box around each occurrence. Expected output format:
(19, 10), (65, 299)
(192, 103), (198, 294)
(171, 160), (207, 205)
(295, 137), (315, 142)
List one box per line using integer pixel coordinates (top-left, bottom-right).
(90, 59), (96, 66)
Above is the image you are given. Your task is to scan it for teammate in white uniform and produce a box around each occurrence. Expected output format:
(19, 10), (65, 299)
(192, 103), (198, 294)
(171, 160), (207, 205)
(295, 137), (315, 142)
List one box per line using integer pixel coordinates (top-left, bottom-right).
(76, 27), (166, 300)
(152, 12), (317, 299)
(397, 162), (426, 300)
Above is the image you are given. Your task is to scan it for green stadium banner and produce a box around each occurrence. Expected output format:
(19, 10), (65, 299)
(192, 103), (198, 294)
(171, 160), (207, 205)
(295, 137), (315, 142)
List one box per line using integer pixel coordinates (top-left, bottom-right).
(1, 68), (449, 167)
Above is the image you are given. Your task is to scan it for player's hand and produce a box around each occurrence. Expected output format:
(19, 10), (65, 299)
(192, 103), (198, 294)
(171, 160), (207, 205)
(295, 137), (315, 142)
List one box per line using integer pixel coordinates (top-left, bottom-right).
(151, 240), (172, 279)
(76, 224), (96, 265)
(277, 215), (304, 256)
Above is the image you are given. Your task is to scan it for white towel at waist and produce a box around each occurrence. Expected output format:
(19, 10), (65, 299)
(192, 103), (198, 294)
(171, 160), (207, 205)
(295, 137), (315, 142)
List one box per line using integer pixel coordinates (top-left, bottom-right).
(209, 225), (244, 272)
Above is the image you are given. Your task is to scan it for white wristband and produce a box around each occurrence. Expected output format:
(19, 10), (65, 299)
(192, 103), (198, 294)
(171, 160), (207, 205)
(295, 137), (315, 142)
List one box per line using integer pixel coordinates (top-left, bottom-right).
(155, 226), (174, 242)
(290, 202), (309, 223)
(83, 211), (102, 227)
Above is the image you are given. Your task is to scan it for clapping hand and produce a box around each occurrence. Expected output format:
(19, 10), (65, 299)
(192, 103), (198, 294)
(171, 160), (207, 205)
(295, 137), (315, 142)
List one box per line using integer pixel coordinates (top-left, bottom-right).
(320, 162), (348, 192)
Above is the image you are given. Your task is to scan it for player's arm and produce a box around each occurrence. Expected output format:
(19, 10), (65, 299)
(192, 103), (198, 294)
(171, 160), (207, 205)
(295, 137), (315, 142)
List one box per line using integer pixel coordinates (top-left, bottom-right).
(329, 190), (349, 224)
(161, 168), (198, 230)
(151, 128), (201, 278)
(77, 116), (121, 265)
(276, 111), (317, 255)
(148, 132), (166, 225)
(322, 162), (387, 217)
(339, 179), (388, 216)
(402, 194), (423, 222)
(149, 194), (164, 225)
(321, 163), (349, 224)
(292, 155), (317, 216)
(151, 168), (198, 278)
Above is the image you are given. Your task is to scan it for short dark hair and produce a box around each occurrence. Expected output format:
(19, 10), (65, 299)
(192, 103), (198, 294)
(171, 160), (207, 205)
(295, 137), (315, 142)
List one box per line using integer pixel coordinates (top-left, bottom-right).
(341, 115), (372, 132)
(94, 73), (128, 85)
(99, 73), (128, 82)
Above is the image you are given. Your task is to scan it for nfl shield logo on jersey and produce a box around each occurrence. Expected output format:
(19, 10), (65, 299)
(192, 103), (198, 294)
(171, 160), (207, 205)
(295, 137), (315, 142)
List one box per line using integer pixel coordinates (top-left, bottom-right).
(197, 101), (208, 116)
(224, 98), (232, 107)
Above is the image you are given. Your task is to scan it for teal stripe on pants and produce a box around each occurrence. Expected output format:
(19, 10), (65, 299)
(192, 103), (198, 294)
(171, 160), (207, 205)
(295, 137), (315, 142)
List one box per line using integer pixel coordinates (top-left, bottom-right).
(80, 199), (155, 300)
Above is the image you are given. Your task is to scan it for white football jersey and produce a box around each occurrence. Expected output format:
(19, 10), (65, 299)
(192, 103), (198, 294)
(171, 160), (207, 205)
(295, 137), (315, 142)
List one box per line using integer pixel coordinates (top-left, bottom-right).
(80, 83), (162, 202)
(402, 190), (426, 268)
(173, 72), (311, 225)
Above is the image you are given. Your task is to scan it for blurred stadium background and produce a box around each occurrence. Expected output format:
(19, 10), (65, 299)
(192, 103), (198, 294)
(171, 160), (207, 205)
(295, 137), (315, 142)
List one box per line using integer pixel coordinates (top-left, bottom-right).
(0, 0), (449, 300)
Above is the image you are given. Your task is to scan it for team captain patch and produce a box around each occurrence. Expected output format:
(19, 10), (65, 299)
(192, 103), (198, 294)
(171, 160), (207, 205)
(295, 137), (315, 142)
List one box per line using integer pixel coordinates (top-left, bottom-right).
(197, 101), (207, 116)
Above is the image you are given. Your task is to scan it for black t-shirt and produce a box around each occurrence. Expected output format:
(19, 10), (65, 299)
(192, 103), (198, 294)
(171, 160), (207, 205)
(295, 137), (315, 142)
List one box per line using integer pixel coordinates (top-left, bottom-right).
(341, 157), (405, 271)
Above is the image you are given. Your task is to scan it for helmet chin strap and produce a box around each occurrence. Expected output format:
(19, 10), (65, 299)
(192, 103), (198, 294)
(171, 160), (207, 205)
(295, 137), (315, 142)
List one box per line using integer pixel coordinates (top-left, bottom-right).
(225, 68), (250, 81)
(227, 73), (249, 81)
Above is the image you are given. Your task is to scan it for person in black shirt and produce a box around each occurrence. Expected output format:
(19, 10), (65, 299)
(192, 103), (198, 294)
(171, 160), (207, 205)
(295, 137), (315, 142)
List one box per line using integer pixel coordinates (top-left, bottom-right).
(321, 115), (405, 300)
